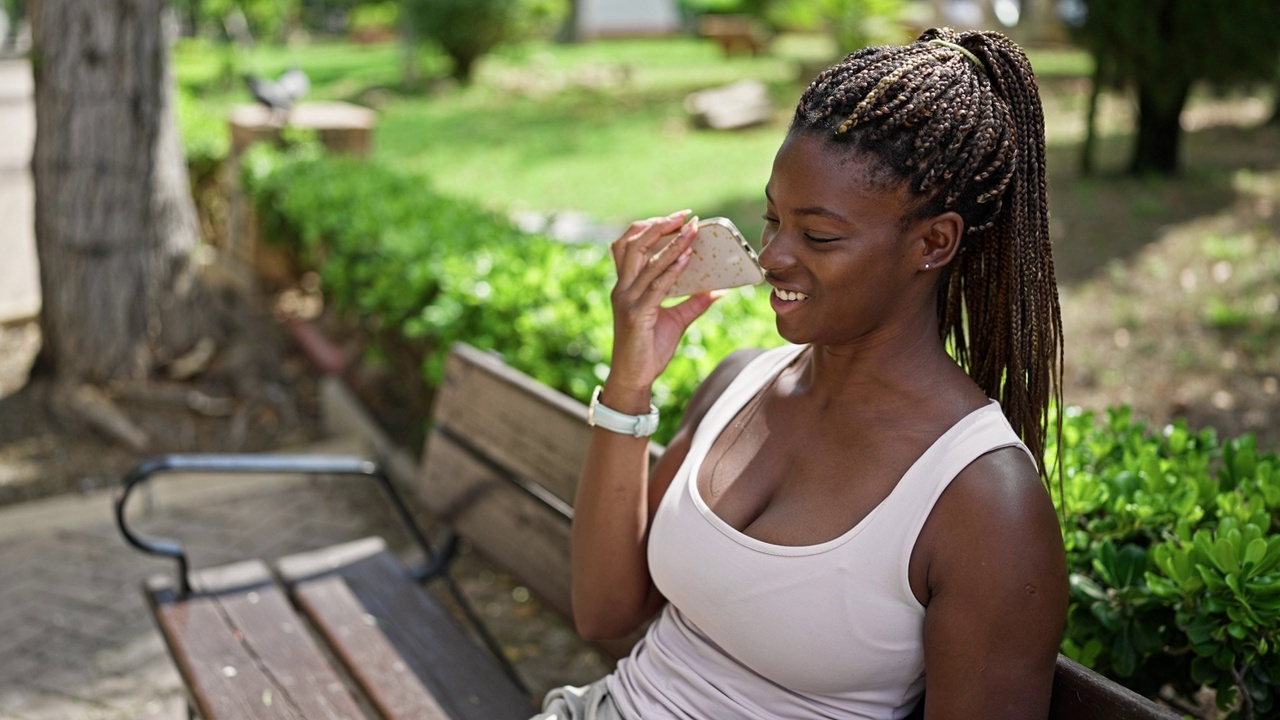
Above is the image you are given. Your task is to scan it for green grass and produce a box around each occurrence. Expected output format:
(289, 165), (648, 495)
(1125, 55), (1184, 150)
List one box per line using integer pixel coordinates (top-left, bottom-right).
(176, 34), (1091, 241)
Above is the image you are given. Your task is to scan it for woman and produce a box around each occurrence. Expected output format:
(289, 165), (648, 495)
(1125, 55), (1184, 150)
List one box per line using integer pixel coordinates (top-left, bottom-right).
(544, 27), (1067, 720)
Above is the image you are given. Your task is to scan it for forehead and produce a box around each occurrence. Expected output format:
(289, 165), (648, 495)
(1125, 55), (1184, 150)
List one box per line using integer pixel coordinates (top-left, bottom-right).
(766, 133), (912, 217)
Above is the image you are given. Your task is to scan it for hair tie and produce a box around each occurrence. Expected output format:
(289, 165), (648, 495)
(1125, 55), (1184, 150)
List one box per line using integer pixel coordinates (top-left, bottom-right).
(927, 39), (987, 74)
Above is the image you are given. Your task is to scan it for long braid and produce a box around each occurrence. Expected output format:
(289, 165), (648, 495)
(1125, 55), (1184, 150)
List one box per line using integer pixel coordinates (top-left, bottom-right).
(791, 28), (1064, 488)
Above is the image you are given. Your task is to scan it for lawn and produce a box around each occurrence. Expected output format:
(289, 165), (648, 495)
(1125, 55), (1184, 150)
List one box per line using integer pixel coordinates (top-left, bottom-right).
(175, 33), (1090, 242)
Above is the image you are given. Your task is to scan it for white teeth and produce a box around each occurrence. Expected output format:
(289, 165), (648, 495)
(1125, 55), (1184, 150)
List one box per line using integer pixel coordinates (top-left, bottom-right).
(773, 287), (809, 302)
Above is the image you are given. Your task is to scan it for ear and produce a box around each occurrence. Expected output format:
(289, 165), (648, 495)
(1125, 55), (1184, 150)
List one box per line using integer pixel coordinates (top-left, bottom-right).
(911, 211), (964, 272)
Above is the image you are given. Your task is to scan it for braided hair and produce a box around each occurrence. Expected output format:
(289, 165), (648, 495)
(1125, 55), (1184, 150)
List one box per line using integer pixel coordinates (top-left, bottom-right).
(791, 28), (1063, 485)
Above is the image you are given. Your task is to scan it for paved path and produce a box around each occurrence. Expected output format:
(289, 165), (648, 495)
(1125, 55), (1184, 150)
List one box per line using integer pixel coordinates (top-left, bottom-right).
(0, 435), (415, 720)
(0, 58), (38, 325)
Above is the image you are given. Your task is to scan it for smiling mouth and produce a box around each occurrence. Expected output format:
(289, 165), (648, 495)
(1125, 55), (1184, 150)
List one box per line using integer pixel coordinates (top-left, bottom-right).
(772, 287), (809, 302)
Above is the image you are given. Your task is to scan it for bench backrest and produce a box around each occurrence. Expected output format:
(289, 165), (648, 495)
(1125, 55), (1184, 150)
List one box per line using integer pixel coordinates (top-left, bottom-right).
(416, 343), (661, 625)
(416, 343), (1180, 720)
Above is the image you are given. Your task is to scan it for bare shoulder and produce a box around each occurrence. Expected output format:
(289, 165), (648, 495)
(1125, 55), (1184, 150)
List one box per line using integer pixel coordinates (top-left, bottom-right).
(921, 446), (1065, 588)
(677, 347), (769, 431)
(916, 446), (1068, 719)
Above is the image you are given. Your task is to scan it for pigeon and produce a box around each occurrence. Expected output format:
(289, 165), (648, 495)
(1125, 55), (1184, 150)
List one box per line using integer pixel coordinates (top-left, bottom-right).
(244, 67), (310, 123)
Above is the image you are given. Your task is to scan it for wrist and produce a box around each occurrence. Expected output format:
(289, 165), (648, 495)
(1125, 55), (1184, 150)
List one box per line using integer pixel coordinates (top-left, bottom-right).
(589, 386), (660, 438)
(599, 382), (653, 415)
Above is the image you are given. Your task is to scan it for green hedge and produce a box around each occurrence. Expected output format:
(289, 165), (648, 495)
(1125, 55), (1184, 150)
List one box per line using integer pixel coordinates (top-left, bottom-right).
(240, 146), (781, 445)
(1056, 407), (1280, 717)
(242, 149), (1280, 718)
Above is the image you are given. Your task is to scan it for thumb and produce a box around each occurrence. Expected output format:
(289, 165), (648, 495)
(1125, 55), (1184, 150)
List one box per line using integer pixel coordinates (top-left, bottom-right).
(667, 290), (724, 332)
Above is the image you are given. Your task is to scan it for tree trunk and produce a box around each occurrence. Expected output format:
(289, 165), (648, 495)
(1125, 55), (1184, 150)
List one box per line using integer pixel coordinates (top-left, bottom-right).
(1079, 63), (1103, 176)
(30, 0), (200, 384)
(1269, 74), (1280, 126)
(556, 0), (580, 44)
(1130, 77), (1190, 176)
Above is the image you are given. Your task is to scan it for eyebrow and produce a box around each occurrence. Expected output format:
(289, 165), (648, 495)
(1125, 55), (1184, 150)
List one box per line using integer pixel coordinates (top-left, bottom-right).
(764, 186), (852, 224)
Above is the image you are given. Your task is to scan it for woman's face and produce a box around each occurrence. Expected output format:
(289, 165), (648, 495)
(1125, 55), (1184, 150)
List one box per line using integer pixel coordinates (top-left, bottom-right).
(760, 132), (933, 349)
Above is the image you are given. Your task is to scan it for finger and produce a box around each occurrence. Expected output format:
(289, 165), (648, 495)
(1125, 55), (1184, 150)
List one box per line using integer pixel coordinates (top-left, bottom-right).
(613, 212), (684, 281)
(666, 290), (723, 333)
(621, 209), (691, 258)
(633, 216), (699, 292)
(621, 214), (696, 289)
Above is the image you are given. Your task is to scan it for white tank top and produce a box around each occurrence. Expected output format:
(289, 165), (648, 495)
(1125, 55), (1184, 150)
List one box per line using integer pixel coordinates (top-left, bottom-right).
(606, 344), (1031, 719)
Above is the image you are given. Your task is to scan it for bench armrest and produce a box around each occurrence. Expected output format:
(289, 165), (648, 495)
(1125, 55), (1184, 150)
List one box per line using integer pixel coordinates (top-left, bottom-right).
(115, 453), (449, 597)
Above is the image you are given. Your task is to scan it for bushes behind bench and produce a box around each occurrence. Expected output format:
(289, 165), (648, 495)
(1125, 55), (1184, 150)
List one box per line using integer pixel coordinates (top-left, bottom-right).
(240, 145), (782, 444)
(242, 148), (1280, 718)
(1054, 407), (1280, 717)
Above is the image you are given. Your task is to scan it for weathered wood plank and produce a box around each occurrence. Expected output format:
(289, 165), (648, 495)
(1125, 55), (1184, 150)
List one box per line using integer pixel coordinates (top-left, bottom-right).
(147, 561), (364, 720)
(277, 538), (536, 720)
(1049, 655), (1183, 720)
(431, 344), (662, 508)
(419, 429), (575, 621)
(291, 575), (451, 720)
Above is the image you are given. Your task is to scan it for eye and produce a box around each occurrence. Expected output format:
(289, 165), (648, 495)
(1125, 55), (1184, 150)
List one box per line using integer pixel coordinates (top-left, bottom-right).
(805, 233), (840, 244)
(761, 213), (779, 226)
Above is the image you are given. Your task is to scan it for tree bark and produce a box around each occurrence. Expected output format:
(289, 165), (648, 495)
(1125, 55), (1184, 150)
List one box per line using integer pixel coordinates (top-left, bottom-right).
(1130, 77), (1190, 176)
(30, 0), (200, 384)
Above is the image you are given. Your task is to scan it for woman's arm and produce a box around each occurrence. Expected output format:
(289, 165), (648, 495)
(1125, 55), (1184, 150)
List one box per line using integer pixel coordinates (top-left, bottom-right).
(917, 448), (1068, 719)
(571, 349), (760, 640)
(570, 210), (718, 641)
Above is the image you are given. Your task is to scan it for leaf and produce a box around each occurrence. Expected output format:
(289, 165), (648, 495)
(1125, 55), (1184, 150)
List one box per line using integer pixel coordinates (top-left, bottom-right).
(1214, 537), (1241, 575)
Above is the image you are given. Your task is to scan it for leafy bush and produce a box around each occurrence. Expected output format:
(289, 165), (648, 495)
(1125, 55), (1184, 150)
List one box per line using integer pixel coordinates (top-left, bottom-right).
(348, 1), (398, 31)
(403, 0), (484, 82)
(241, 147), (779, 444)
(1054, 407), (1280, 717)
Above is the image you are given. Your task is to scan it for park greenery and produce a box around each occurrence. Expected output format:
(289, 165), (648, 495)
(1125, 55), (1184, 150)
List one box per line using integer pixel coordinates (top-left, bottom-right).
(1071, 0), (1280, 176)
(174, 11), (1280, 717)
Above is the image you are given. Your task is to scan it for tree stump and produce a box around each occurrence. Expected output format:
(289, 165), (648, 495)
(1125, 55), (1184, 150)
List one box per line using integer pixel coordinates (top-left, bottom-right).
(226, 102), (377, 280)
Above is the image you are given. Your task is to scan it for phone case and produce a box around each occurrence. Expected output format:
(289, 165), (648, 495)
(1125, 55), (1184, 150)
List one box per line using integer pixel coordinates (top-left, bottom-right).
(655, 217), (765, 297)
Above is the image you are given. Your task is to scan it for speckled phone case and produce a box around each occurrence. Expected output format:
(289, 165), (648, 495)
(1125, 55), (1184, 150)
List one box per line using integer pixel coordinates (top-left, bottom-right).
(656, 217), (765, 297)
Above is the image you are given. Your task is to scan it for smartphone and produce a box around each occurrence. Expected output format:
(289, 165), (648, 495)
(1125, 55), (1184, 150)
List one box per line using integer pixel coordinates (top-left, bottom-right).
(650, 217), (765, 298)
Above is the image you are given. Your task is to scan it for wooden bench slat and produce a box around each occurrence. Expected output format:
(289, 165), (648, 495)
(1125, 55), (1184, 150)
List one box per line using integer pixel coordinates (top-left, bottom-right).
(1049, 655), (1182, 720)
(420, 429), (575, 620)
(434, 344), (662, 508)
(291, 575), (451, 720)
(147, 560), (365, 720)
(276, 537), (536, 720)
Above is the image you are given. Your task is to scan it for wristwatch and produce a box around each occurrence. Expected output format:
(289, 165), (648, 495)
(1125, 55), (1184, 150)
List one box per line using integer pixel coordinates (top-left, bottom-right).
(588, 386), (660, 438)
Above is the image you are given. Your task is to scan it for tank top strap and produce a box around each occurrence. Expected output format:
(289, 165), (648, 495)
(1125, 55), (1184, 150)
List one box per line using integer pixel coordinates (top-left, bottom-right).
(692, 344), (807, 453)
(872, 402), (1033, 602)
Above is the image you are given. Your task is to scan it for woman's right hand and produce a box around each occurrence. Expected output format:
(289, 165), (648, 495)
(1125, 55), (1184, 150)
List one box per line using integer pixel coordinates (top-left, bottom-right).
(604, 210), (720, 409)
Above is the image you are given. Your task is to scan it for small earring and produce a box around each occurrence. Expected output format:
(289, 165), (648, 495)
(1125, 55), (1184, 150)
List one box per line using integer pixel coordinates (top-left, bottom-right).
(923, 263), (931, 270)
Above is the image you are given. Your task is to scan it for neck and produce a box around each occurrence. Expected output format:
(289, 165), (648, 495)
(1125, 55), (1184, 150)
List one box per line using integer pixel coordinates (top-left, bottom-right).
(792, 312), (974, 412)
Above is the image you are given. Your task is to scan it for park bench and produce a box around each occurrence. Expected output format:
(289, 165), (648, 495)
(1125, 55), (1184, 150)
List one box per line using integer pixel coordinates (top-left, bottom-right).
(117, 342), (1183, 720)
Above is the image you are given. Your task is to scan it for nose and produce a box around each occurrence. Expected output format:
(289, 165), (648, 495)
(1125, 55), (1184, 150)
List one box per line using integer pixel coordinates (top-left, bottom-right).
(757, 224), (796, 278)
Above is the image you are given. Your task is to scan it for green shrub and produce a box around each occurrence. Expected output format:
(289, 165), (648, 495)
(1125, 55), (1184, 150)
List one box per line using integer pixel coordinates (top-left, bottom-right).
(1054, 407), (1280, 717)
(401, 0), (524, 83)
(348, 1), (399, 31)
(241, 147), (779, 444)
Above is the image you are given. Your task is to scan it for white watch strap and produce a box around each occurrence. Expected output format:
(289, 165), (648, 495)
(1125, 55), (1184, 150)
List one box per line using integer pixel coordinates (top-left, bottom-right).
(588, 386), (659, 438)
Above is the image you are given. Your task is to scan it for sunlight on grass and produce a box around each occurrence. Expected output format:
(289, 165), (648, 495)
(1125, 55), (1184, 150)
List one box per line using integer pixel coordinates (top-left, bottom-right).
(174, 34), (1092, 237)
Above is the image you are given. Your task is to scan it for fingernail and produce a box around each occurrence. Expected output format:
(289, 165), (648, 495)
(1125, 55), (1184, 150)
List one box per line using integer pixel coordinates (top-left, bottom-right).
(669, 208), (693, 218)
